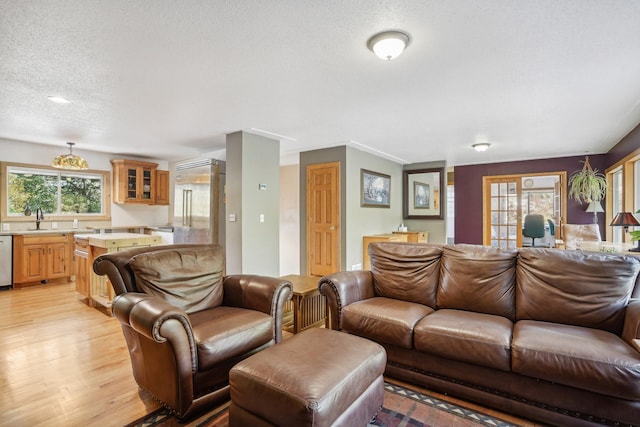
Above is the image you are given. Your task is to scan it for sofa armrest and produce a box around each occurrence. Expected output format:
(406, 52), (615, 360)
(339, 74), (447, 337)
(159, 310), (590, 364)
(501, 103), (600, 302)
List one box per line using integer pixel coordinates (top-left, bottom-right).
(112, 292), (197, 372)
(622, 299), (640, 351)
(319, 271), (375, 330)
(222, 275), (293, 343)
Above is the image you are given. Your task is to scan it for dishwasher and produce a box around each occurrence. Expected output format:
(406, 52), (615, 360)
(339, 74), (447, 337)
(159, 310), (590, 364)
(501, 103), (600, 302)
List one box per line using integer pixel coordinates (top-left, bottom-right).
(0, 235), (12, 288)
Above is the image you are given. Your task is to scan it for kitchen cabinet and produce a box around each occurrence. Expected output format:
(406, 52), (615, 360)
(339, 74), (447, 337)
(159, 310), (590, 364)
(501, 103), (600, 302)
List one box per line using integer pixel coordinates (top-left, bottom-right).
(78, 233), (161, 312)
(13, 233), (73, 287)
(74, 235), (90, 300)
(111, 159), (169, 205)
(154, 169), (170, 205)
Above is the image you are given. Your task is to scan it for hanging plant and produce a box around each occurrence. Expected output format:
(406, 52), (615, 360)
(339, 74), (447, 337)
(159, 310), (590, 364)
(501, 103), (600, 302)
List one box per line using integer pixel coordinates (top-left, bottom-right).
(567, 156), (607, 204)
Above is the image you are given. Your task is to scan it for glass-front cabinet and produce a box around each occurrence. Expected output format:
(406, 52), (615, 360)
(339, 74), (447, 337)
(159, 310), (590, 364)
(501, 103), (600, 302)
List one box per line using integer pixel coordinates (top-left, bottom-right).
(111, 159), (162, 204)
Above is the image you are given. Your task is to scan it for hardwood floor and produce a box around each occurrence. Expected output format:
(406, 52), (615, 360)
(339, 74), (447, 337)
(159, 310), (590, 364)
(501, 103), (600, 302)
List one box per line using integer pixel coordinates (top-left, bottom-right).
(0, 282), (541, 427)
(0, 282), (159, 426)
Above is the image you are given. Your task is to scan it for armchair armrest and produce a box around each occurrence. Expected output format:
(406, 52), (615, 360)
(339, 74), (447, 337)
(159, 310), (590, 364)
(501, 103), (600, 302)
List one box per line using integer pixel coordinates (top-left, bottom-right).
(319, 271), (374, 330)
(112, 293), (197, 371)
(622, 299), (640, 351)
(222, 275), (293, 342)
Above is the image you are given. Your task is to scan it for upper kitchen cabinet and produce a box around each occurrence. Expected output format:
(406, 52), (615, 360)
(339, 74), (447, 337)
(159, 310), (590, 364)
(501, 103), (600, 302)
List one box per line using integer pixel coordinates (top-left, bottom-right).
(154, 170), (170, 205)
(111, 159), (169, 205)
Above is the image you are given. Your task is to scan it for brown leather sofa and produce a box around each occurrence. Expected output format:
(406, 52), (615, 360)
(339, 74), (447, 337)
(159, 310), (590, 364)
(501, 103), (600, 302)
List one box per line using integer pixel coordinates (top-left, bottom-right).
(319, 242), (640, 426)
(93, 244), (293, 420)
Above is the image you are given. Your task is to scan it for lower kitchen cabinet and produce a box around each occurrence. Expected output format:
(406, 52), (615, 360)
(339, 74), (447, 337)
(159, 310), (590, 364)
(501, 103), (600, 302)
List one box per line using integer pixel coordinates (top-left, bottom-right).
(74, 235), (90, 299)
(13, 233), (73, 287)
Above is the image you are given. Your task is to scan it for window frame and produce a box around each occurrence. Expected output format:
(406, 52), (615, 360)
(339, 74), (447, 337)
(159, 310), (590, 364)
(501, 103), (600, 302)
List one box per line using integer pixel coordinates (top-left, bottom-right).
(605, 151), (640, 242)
(0, 161), (111, 222)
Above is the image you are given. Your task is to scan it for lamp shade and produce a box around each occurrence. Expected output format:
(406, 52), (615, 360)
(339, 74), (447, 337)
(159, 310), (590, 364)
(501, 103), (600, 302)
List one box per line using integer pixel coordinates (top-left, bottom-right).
(610, 212), (640, 228)
(585, 201), (604, 213)
(52, 142), (88, 170)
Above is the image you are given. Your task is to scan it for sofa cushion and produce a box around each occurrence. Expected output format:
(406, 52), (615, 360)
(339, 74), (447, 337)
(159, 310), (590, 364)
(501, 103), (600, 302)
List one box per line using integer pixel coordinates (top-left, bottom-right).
(414, 309), (513, 371)
(512, 320), (640, 401)
(437, 245), (517, 320)
(190, 306), (274, 370)
(341, 297), (433, 349)
(516, 248), (640, 334)
(369, 242), (442, 308)
(129, 246), (224, 314)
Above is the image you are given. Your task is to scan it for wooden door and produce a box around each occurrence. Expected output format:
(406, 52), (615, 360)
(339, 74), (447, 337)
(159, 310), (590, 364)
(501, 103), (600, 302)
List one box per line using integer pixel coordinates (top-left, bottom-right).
(306, 162), (340, 276)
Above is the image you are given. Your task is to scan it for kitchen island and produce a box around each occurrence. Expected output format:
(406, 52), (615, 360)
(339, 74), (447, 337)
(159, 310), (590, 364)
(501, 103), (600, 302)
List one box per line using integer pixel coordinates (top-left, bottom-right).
(74, 233), (161, 312)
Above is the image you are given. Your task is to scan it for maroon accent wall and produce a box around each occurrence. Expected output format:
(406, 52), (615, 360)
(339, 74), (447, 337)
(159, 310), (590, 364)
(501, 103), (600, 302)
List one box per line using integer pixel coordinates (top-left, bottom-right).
(605, 122), (640, 168)
(454, 155), (606, 245)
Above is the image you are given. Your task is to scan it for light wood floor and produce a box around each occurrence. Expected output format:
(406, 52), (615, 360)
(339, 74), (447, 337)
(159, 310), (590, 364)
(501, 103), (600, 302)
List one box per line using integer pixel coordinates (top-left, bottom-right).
(1, 282), (540, 427)
(0, 282), (160, 426)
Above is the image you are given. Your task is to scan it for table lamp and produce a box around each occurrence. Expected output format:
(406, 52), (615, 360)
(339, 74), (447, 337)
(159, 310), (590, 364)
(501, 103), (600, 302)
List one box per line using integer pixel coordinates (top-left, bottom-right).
(610, 212), (640, 252)
(585, 201), (604, 224)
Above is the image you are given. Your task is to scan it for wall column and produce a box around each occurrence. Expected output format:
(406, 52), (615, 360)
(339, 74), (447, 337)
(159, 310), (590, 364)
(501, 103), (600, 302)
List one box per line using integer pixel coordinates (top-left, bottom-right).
(225, 131), (280, 275)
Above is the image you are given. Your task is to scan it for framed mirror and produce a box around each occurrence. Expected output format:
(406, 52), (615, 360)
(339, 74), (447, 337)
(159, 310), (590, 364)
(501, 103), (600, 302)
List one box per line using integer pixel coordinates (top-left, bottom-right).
(403, 168), (445, 219)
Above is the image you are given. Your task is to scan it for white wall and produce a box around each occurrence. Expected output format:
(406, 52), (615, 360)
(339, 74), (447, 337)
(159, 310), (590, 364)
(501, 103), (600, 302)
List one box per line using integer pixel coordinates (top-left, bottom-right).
(0, 138), (170, 230)
(280, 164), (300, 275)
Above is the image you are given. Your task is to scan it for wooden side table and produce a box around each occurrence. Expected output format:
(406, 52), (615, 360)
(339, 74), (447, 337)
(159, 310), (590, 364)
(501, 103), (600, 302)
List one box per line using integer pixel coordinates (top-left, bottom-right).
(281, 274), (327, 334)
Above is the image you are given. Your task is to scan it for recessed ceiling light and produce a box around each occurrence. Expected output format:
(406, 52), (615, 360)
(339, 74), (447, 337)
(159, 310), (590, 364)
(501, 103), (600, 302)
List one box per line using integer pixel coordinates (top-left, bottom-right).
(472, 143), (491, 152)
(367, 31), (411, 61)
(47, 96), (71, 104)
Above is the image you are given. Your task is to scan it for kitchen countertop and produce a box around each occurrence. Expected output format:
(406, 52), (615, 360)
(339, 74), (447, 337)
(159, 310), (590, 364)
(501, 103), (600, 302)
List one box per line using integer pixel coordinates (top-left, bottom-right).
(0, 228), (93, 236)
(81, 232), (162, 249)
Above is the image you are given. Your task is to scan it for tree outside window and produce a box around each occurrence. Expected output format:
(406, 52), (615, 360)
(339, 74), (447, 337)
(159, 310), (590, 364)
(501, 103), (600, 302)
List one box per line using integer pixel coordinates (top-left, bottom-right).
(7, 167), (103, 216)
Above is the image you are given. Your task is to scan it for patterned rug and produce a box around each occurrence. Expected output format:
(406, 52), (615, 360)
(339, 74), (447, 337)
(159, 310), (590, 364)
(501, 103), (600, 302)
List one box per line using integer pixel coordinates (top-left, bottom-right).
(126, 380), (527, 427)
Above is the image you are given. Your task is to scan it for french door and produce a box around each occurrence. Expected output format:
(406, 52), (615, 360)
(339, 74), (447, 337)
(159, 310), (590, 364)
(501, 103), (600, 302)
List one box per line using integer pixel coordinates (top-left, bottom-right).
(483, 177), (521, 248)
(483, 173), (566, 248)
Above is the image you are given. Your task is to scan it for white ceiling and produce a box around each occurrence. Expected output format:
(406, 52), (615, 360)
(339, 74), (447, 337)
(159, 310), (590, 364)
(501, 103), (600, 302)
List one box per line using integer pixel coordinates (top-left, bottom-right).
(1, 1), (640, 166)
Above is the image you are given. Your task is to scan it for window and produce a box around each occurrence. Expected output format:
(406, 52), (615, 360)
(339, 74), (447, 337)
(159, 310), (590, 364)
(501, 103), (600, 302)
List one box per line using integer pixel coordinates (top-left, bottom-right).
(2, 163), (110, 221)
(605, 151), (640, 242)
(611, 168), (623, 243)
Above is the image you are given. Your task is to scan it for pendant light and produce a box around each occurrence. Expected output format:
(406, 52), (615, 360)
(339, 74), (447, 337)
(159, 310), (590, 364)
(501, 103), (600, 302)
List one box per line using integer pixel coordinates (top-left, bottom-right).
(52, 142), (89, 170)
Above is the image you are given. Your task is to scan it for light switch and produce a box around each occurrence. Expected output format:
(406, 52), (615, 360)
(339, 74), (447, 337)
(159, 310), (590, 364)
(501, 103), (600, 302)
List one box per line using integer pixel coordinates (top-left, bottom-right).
(229, 213), (237, 222)
(259, 214), (265, 223)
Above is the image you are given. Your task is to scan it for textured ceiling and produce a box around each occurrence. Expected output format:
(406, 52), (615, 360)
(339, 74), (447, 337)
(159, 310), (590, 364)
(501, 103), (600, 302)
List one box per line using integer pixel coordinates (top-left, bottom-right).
(1, 0), (640, 165)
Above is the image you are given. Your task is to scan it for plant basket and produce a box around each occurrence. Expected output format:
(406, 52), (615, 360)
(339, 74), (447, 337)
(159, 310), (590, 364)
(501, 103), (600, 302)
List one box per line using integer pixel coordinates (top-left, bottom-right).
(568, 156), (607, 205)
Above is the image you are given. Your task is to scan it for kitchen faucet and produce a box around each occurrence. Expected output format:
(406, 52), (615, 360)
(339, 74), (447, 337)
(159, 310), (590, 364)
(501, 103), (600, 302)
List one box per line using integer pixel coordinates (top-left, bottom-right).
(35, 208), (44, 230)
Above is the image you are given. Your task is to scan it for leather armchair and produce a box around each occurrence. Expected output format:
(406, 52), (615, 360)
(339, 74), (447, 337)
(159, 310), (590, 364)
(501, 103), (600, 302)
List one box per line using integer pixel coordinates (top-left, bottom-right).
(93, 244), (292, 420)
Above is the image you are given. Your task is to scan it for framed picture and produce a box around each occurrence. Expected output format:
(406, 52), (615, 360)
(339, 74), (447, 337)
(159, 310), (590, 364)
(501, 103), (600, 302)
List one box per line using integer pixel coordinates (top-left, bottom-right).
(403, 168), (444, 219)
(361, 169), (391, 208)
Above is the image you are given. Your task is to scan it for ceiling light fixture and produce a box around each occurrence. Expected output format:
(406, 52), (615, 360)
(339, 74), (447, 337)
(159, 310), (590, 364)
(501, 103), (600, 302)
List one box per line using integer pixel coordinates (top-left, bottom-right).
(367, 30), (411, 61)
(52, 142), (88, 170)
(472, 143), (491, 152)
(47, 96), (71, 104)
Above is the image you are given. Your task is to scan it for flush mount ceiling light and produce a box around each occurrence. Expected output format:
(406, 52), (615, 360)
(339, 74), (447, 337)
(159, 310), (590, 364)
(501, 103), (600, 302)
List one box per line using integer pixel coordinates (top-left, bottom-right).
(47, 96), (71, 104)
(52, 142), (88, 170)
(472, 143), (491, 152)
(367, 30), (411, 61)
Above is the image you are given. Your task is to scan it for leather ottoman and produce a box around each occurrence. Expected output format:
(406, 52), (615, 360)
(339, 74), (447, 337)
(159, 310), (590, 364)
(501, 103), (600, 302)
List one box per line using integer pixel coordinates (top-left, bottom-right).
(229, 328), (387, 427)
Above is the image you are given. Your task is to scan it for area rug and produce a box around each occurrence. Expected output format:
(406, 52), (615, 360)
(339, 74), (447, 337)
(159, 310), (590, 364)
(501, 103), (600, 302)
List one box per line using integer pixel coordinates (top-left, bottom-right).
(126, 380), (525, 427)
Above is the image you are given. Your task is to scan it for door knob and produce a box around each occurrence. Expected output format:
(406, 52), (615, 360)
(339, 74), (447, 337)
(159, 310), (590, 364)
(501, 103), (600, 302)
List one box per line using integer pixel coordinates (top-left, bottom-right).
(329, 225), (335, 231)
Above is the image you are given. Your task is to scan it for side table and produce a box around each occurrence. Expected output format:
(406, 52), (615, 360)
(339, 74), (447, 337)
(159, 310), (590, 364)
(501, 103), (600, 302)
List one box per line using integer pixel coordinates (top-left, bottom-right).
(281, 274), (327, 333)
